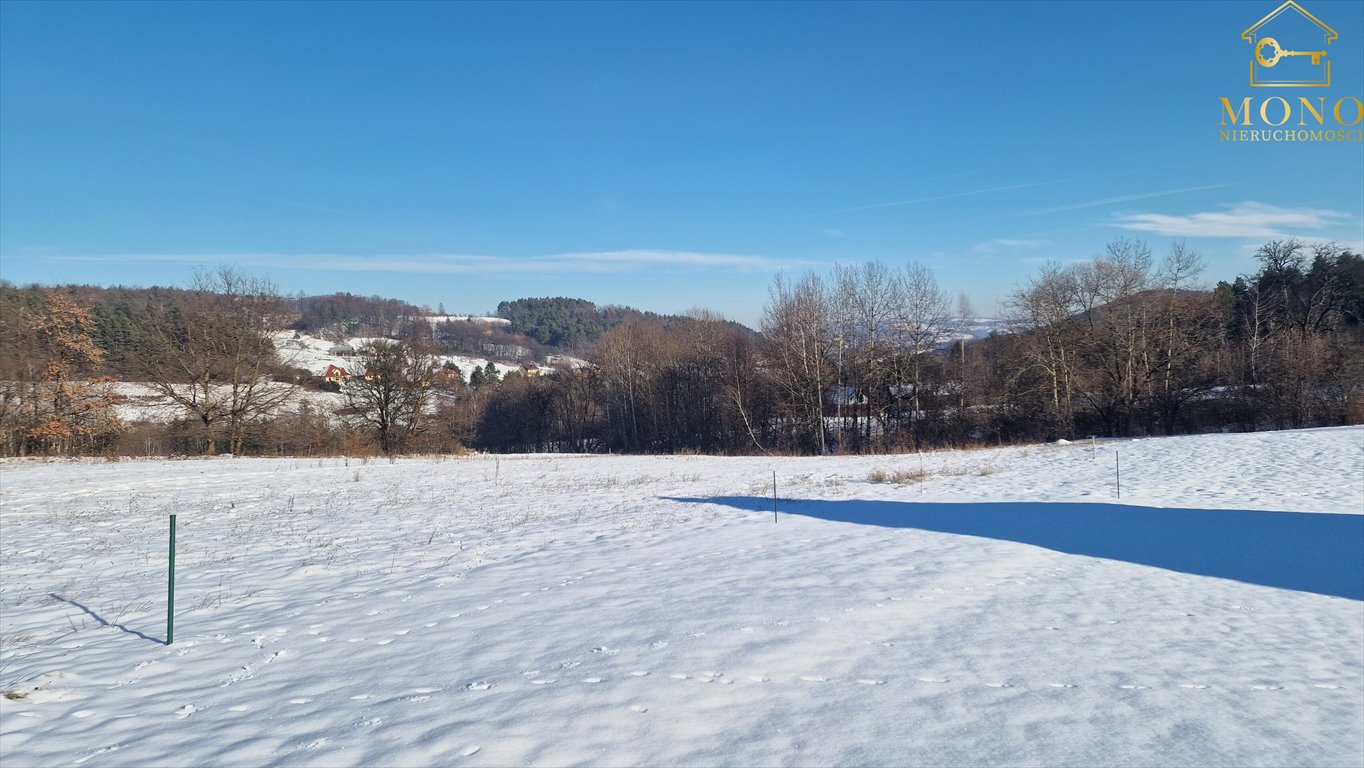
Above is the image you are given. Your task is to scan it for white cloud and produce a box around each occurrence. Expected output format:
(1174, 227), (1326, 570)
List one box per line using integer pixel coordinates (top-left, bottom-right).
(1114, 202), (1352, 238)
(974, 238), (1049, 254)
(50, 249), (814, 275)
(1021, 184), (1226, 216)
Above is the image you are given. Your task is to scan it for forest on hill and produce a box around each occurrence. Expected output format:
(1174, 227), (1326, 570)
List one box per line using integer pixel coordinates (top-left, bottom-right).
(1, 237), (1361, 457)
(496, 296), (757, 351)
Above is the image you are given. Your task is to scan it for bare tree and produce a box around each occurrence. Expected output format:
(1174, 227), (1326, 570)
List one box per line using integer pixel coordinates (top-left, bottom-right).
(955, 292), (976, 413)
(1005, 262), (1080, 436)
(141, 268), (293, 454)
(888, 263), (950, 446)
(343, 340), (434, 454)
(834, 262), (900, 450)
(762, 272), (835, 453)
(595, 322), (667, 451)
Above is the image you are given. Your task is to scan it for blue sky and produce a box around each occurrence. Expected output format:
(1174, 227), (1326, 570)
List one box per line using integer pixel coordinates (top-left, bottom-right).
(2, 0), (1361, 326)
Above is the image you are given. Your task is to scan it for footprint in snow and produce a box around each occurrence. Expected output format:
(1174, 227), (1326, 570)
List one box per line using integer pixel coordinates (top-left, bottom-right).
(1048, 683), (1077, 689)
(174, 704), (198, 718)
(1312, 684), (1343, 690)
(984, 683), (1014, 689)
(290, 738), (329, 752)
(800, 675), (829, 683)
(528, 678), (556, 685)
(1252, 685), (1284, 691)
(1179, 684), (1209, 690)
(461, 682), (493, 691)
(857, 679), (886, 685)
(460, 746), (481, 757)
(748, 676), (770, 683)
(630, 704), (648, 713)
(669, 673), (689, 680)
(630, 671), (649, 677)
(73, 746), (121, 764)
(916, 677), (949, 684)
(582, 677), (606, 684)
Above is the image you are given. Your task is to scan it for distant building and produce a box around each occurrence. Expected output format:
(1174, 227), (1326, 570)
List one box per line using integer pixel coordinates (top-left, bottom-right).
(828, 387), (865, 406)
(521, 363), (542, 377)
(323, 364), (351, 383)
(328, 343), (356, 356)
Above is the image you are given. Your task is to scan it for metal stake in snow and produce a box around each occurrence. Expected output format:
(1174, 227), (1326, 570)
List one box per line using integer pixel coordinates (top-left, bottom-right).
(1115, 451), (1121, 499)
(167, 514), (177, 645)
(772, 471), (778, 523)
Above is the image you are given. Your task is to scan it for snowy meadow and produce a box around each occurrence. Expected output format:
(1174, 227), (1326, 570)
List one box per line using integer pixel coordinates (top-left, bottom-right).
(1, 428), (1361, 767)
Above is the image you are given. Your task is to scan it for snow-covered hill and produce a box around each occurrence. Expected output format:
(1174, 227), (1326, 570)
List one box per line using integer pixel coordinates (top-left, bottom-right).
(274, 331), (531, 379)
(105, 331), (555, 425)
(2, 428), (1361, 766)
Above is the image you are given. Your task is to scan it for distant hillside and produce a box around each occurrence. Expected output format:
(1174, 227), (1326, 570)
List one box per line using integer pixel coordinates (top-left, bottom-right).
(496, 296), (756, 352)
(291, 293), (424, 337)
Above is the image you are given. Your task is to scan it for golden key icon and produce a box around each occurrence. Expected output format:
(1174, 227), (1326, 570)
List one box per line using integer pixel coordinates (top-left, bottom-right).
(1255, 37), (1327, 67)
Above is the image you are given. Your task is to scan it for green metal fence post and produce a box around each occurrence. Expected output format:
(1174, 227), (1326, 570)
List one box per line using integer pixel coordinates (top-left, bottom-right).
(167, 514), (176, 645)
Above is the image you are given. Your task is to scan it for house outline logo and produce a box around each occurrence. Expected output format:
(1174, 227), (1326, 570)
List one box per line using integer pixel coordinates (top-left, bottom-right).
(1242, 1), (1337, 87)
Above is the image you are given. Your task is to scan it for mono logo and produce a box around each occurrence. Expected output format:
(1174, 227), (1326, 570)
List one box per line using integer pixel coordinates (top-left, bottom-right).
(1219, 1), (1362, 143)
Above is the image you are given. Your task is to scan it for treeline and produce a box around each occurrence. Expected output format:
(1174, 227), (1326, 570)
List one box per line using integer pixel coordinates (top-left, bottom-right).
(292, 293), (424, 338)
(1, 238), (1360, 458)
(467, 239), (1363, 453)
(495, 296), (754, 352)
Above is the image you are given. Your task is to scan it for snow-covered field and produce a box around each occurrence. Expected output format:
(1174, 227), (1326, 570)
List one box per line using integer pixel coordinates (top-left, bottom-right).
(2, 428), (1361, 767)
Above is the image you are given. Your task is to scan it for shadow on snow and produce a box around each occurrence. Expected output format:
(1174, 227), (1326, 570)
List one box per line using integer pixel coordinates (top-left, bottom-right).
(49, 593), (164, 644)
(665, 496), (1364, 600)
